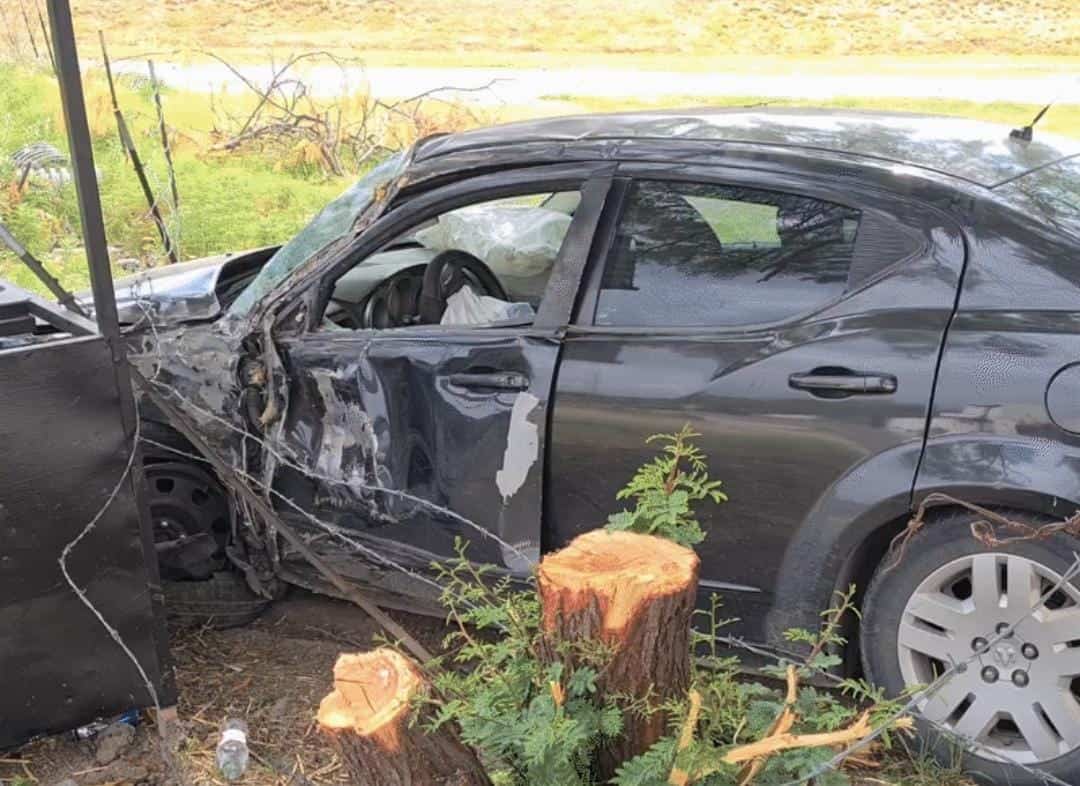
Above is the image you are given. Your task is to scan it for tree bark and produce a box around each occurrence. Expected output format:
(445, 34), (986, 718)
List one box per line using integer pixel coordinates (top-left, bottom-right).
(537, 529), (700, 781)
(317, 649), (492, 786)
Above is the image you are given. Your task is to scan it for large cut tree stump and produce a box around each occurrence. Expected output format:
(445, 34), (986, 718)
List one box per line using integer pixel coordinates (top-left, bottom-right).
(317, 649), (491, 786)
(537, 529), (700, 780)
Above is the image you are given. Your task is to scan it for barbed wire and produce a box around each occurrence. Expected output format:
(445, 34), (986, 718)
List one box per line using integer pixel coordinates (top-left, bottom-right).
(55, 300), (1080, 786)
(132, 334), (538, 570)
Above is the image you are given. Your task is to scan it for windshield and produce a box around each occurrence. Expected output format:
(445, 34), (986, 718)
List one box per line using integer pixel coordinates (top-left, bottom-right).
(995, 156), (1080, 244)
(228, 153), (407, 316)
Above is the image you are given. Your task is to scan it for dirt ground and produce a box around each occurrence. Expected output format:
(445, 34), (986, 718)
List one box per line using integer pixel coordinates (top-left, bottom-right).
(0, 591), (448, 786)
(0, 589), (966, 786)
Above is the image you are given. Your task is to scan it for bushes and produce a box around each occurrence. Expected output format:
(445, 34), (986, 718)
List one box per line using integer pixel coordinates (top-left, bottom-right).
(0, 64), (348, 293)
(424, 429), (912, 786)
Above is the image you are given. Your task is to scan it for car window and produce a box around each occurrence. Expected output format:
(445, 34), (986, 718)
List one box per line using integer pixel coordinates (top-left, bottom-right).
(324, 190), (580, 330)
(595, 180), (862, 328)
(229, 153), (408, 317)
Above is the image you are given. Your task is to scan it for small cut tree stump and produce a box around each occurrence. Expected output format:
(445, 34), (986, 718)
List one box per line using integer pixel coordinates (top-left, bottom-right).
(317, 648), (491, 786)
(537, 529), (700, 780)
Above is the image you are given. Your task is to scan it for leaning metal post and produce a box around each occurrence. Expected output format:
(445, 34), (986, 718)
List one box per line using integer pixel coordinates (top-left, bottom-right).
(44, 0), (123, 374)
(44, 0), (176, 714)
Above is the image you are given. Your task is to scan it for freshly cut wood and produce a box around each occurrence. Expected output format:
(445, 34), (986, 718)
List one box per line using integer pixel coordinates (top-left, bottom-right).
(735, 665), (798, 786)
(537, 529), (700, 780)
(317, 649), (491, 786)
(721, 712), (912, 767)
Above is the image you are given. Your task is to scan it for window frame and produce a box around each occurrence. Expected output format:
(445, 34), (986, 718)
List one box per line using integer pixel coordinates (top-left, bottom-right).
(573, 163), (920, 333)
(299, 163), (616, 333)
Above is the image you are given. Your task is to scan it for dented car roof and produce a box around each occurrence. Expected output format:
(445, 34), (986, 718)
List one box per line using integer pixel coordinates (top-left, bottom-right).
(414, 107), (1080, 188)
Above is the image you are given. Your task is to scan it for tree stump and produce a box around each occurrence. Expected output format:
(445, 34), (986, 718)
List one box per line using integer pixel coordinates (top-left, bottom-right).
(537, 529), (700, 780)
(317, 648), (491, 786)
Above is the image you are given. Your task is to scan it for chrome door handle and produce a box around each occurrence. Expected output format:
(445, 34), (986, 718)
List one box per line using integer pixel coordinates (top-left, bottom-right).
(789, 370), (897, 396)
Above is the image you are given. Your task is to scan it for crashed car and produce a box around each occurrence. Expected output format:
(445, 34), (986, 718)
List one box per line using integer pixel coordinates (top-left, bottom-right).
(120, 109), (1080, 783)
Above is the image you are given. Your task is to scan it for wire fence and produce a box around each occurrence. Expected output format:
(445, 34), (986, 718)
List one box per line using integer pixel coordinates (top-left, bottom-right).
(59, 309), (1080, 786)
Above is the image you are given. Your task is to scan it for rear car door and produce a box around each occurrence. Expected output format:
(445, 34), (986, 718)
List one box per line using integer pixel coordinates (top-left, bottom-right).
(547, 164), (965, 642)
(271, 166), (612, 601)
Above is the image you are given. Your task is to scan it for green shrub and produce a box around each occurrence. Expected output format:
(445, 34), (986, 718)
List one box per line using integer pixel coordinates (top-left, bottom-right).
(426, 429), (909, 786)
(605, 425), (727, 547)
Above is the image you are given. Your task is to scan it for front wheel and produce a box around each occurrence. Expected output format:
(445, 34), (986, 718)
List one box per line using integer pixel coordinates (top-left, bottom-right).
(861, 509), (1080, 785)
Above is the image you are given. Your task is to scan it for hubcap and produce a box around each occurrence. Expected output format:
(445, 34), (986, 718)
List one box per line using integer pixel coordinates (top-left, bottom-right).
(898, 553), (1080, 764)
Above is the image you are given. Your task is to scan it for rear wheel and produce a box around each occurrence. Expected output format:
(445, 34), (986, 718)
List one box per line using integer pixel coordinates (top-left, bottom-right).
(862, 510), (1080, 785)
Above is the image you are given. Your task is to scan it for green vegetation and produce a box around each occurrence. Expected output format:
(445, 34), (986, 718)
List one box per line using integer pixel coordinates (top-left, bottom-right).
(1, 57), (1075, 301)
(428, 431), (954, 785)
(0, 63), (347, 293)
(605, 426), (728, 547)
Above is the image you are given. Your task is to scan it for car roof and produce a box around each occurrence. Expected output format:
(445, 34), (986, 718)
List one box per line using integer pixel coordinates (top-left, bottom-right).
(413, 107), (1080, 188)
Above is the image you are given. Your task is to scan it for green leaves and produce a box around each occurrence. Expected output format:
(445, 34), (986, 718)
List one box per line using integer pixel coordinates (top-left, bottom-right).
(424, 442), (910, 786)
(427, 542), (623, 786)
(605, 425), (727, 548)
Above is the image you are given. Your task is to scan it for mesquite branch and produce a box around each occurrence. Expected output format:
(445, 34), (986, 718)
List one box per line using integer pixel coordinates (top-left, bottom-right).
(202, 50), (498, 175)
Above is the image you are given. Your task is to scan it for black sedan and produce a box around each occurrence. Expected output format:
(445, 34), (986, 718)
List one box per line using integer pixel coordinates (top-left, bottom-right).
(129, 108), (1080, 784)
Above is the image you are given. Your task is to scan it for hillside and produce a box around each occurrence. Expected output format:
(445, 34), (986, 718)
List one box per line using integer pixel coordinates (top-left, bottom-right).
(3, 0), (1077, 65)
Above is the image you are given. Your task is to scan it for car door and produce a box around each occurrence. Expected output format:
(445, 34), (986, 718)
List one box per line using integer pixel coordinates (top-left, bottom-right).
(270, 165), (613, 596)
(547, 164), (965, 642)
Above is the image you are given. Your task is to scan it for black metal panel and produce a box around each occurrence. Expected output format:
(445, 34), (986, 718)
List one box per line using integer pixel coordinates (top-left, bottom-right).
(0, 335), (170, 748)
(547, 160), (967, 644)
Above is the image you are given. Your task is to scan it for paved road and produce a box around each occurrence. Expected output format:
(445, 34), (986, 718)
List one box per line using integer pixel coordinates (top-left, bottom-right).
(112, 60), (1080, 105)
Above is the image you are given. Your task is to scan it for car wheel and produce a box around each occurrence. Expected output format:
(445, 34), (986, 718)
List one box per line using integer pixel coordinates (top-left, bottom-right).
(164, 570), (270, 630)
(862, 509), (1080, 785)
(144, 460), (231, 548)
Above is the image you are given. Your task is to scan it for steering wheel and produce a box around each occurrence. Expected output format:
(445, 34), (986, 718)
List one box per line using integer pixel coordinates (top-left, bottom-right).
(361, 269), (426, 329)
(418, 249), (507, 324)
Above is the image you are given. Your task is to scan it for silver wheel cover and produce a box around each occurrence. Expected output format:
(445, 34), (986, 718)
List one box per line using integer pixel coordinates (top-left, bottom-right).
(899, 553), (1080, 764)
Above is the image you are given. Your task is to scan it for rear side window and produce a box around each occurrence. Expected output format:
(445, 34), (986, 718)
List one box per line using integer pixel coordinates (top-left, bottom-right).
(595, 180), (863, 327)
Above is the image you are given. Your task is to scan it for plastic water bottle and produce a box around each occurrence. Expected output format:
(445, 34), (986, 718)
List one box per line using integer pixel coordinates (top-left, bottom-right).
(216, 719), (250, 781)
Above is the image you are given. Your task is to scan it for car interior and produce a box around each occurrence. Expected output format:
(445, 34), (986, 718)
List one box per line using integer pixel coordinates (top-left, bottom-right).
(323, 190), (581, 330)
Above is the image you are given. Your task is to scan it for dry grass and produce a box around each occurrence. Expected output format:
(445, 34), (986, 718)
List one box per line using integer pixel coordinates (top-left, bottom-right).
(0, 590), (976, 786)
(169, 595), (448, 786)
(0, 592), (448, 786)
(1, 0), (1076, 66)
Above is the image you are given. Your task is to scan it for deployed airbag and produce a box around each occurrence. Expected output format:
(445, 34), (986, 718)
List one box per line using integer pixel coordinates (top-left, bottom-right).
(440, 286), (535, 326)
(416, 205), (570, 278)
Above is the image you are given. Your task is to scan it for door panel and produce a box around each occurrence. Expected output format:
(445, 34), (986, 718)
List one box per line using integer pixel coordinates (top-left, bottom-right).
(277, 329), (556, 576)
(548, 171), (965, 643)
(266, 173), (612, 596)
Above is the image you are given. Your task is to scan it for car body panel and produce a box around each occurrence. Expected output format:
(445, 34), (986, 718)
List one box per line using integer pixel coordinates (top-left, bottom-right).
(78, 246), (277, 325)
(127, 109), (1079, 655)
(274, 328), (557, 577)
(548, 161), (967, 640)
(916, 193), (1080, 516)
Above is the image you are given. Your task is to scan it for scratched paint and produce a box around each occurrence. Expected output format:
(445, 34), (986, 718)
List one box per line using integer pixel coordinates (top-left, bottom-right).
(495, 391), (540, 504)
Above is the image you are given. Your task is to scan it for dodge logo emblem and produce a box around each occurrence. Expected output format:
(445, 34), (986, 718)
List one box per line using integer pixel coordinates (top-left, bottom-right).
(992, 641), (1018, 668)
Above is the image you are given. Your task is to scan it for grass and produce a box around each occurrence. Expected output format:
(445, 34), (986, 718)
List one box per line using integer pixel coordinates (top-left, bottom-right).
(876, 745), (975, 786)
(0, 63), (348, 293)
(2, 0), (1077, 67)
(1, 53), (1077, 299)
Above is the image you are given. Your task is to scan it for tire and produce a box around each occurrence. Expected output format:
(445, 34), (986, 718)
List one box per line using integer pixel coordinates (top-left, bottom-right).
(861, 509), (1080, 785)
(164, 571), (270, 630)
